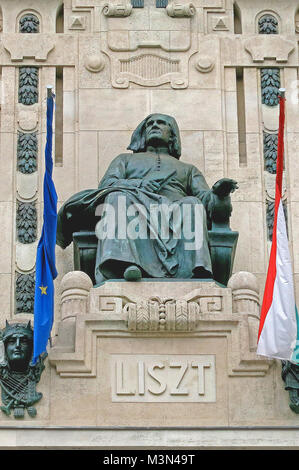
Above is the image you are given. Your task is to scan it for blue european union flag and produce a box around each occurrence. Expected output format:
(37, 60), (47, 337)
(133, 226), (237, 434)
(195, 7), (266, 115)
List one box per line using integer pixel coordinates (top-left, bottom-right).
(32, 93), (58, 364)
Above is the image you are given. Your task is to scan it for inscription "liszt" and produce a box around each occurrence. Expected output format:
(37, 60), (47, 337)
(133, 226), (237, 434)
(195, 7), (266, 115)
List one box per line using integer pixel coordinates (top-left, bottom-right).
(111, 354), (216, 402)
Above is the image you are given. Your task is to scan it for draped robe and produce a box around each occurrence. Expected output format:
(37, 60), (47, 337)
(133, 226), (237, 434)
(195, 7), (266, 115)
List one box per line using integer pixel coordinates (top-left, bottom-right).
(56, 151), (219, 283)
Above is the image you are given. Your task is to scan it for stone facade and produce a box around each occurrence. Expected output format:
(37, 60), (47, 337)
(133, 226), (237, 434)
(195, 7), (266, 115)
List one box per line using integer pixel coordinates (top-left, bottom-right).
(0, 0), (299, 449)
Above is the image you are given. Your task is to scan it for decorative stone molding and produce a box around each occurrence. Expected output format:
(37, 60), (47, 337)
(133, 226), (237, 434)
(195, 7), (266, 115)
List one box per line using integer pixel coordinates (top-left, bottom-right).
(19, 14), (40, 33)
(18, 67), (39, 106)
(16, 172), (38, 201)
(15, 241), (38, 272)
(212, 17), (230, 31)
(261, 103), (279, 133)
(17, 107), (39, 132)
(84, 54), (105, 73)
(16, 201), (37, 244)
(131, 0), (144, 7)
(60, 271), (93, 320)
(228, 271), (260, 316)
(264, 171), (286, 201)
(244, 37), (295, 63)
(15, 272), (35, 314)
(68, 15), (87, 30)
(3, 35), (55, 63)
(228, 271), (260, 352)
(125, 297), (200, 331)
(56, 271), (93, 352)
(119, 53), (179, 78)
(263, 131), (278, 174)
(261, 68), (280, 106)
(195, 55), (215, 73)
(17, 132), (38, 174)
(156, 0), (168, 6)
(166, 2), (195, 18)
(101, 3), (196, 88)
(49, 274), (271, 378)
(258, 14), (278, 34)
(102, 2), (133, 17)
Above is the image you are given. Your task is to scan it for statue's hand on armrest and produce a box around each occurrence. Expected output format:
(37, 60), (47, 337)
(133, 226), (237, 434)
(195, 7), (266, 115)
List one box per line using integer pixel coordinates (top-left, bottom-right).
(208, 178), (238, 227)
(212, 178), (238, 199)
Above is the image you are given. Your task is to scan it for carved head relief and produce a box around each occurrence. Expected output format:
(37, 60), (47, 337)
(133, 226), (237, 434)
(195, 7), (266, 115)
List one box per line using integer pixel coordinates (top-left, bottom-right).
(2, 321), (33, 372)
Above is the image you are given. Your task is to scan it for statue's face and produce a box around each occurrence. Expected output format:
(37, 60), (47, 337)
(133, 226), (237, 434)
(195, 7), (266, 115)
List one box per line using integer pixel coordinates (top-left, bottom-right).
(145, 115), (172, 148)
(5, 333), (32, 371)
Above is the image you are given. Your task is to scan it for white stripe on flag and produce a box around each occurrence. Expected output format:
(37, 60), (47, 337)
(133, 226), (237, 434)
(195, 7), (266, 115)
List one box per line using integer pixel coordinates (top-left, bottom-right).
(257, 200), (297, 360)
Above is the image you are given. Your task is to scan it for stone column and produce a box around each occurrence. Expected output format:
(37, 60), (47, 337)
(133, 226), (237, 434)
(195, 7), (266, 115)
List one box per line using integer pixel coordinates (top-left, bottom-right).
(228, 271), (260, 351)
(54, 271), (93, 351)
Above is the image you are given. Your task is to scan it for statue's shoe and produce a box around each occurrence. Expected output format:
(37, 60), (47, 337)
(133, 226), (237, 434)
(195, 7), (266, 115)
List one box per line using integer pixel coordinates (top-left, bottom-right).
(124, 266), (142, 281)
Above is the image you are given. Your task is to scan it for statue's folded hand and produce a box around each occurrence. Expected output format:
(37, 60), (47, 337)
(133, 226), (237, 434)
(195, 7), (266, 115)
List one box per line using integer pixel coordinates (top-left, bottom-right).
(140, 179), (161, 193)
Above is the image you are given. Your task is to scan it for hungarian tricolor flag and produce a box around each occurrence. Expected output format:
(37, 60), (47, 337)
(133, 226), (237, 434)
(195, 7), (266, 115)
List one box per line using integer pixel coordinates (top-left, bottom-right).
(257, 89), (299, 363)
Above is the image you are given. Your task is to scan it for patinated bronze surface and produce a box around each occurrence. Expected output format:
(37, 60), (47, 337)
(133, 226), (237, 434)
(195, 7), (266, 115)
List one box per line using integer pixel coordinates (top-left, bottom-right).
(282, 360), (299, 413)
(57, 114), (238, 284)
(0, 322), (46, 418)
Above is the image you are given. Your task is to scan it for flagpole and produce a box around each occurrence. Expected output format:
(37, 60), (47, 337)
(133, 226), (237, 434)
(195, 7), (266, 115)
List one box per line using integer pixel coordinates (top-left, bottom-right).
(32, 86), (58, 364)
(257, 87), (299, 363)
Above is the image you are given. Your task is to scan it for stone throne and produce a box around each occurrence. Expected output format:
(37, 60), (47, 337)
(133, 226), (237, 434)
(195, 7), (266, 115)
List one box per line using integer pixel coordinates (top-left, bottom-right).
(71, 189), (239, 288)
(72, 225), (238, 287)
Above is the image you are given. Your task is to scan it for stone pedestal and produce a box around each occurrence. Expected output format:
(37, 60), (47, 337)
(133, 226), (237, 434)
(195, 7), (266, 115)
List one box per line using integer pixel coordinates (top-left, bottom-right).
(48, 270), (274, 428)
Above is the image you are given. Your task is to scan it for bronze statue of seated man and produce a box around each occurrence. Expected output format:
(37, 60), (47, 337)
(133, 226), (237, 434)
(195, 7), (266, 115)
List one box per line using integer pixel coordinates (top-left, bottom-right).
(57, 114), (237, 283)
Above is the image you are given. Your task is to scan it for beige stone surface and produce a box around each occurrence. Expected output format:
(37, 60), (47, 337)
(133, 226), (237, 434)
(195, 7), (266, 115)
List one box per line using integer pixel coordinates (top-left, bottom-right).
(0, 0), (299, 444)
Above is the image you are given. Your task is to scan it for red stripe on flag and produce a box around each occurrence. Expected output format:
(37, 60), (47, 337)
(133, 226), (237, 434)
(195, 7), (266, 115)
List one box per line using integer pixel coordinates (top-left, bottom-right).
(257, 94), (285, 341)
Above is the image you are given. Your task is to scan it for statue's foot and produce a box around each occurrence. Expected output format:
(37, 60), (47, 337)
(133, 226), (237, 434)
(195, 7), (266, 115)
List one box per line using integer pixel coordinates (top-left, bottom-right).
(124, 265), (142, 282)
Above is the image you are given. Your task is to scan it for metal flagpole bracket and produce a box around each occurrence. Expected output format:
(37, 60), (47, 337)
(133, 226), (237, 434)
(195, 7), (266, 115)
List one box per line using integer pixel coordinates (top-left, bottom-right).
(47, 85), (55, 98)
(279, 88), (286, 99)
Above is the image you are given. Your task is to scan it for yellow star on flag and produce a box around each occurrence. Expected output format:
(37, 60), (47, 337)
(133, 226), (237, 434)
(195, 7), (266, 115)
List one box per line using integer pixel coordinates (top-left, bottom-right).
(39, 285), (48, 295)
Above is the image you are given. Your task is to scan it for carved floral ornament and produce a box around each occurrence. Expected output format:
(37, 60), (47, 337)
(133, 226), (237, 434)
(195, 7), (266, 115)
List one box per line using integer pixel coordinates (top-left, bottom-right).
(19, 13), (40, 33)
(258, 14), (279, 34)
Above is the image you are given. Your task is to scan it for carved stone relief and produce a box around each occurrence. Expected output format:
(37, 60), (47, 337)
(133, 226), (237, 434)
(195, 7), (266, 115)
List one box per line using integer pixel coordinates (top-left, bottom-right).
(49, 272), (271, 379)
(16, 201), (37, 244)
(263, 131), (278, 174)
(18, 67), (39, 105)
(17, 132), (38, 174)
(100, 3), (198, 88)
(15, 272), (35, 314)
(258, 14), (279, 34)
(68, 15), (87, 30)
(19, 14), (40, 33)
(244, 37), (295, 63)
(3, 35), (55, 63)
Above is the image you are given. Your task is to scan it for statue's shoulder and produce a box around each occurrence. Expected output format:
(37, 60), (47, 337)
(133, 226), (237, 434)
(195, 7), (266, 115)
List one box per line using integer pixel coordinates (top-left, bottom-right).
(112, 152), (131, 161)
(180, 160), (204, 175)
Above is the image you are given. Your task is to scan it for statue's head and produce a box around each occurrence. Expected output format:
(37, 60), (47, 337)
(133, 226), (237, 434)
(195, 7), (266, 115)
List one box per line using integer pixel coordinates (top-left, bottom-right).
(2, 321), (33, 372)
(127, 114), (181, 159)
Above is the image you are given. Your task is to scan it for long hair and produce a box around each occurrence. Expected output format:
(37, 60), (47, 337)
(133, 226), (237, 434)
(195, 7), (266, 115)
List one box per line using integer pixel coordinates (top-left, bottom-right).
(127, 114), (181, 159)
